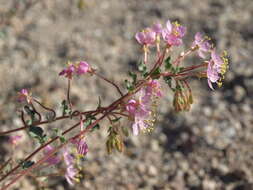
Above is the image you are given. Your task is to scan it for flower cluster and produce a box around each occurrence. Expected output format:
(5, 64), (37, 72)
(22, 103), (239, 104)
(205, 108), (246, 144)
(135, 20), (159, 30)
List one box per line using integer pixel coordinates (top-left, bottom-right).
(63, 148), (79, 185)
(59, 61), (91, 79)
(206, 50), (228, 89)
(192, 32), (211, 59)
(126, 80), (162, 135)
(43, 145), (61, 165)
(135, 20), (186, 48)
(162, 20), (186, 46)
(135, 20), (186, 64)
(71, 138), (88, 157)
(8, 135), (22, 146)
(17, 89), (32, 103)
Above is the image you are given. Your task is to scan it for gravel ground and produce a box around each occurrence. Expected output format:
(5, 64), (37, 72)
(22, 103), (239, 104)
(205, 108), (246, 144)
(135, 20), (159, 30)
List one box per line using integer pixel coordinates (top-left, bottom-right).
(0, 0), (253, 189)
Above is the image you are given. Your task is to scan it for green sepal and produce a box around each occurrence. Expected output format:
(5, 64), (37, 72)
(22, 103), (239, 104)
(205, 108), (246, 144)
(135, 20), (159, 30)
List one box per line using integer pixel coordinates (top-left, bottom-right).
(164, 56), (172, 71)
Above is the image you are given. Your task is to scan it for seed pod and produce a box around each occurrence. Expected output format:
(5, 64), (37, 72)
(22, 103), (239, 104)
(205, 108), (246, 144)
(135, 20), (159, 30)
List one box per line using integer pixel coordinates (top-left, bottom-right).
(115, 137), (123, 152)
(106, 139), (112, 154)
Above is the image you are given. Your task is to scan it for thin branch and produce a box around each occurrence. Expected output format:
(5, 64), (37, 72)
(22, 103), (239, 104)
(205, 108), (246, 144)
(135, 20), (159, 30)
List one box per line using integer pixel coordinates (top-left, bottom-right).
(1, 108), (114, 190)
(0, 159), (11, 174)
(93, 72), (124, 96)
(67, 79), (72, 110)
(32, 98), (56, 119)
(0, 110), (99, 136)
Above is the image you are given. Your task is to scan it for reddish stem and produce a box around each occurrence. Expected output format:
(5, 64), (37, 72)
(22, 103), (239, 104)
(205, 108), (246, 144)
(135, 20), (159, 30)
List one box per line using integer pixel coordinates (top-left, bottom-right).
(67, 79), (72, 110)
(32, 98), (56, 119)
(93, 72), (123, 96)
(0, 109), (100, 136)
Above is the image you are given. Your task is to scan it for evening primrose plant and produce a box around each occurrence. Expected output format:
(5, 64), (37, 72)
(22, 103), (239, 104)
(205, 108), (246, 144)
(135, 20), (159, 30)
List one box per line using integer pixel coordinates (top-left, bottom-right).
(0, 19), (228, 189)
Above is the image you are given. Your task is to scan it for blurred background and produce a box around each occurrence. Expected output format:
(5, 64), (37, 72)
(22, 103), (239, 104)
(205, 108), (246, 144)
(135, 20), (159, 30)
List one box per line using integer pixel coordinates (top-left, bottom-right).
(0, 0), (253, 189)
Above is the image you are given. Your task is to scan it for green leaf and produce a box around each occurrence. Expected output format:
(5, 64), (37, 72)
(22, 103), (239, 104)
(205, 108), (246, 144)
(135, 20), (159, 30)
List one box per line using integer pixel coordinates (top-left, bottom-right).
(124, 80), (134, 91)
(24, 105), (36, 121)
(138, 62), (147, 71)
(26, 119), (33, 125)
(29, 126), (44, 138)
(91, 124), (100, 132)
(163, 76), (172, 87)
(21, 160), (35, 169)
(151, 68), (161, 79)
(82, 115), (100, 132)
(176, 84), (183, 91)
(61, 100), (71, 116)
(28, 126), (47, 144)
(51, 128), (66, 143)
(111, 117), (121, 123)
(138, 62), (149, 77)
(59, 136), (66, 143)
(171, 66), (185, 74)
(164, 56), (172, 70)
(128, 71), (137, 84)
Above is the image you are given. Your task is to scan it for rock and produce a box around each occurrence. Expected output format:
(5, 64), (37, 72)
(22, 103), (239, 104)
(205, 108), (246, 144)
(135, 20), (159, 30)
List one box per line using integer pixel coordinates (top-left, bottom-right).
(202, 178), (217, 190)
(148, 165), (158, 177)
(150, 139), (160, 152)
(137, 163), (146, 174)
(234, 85), (246, 102)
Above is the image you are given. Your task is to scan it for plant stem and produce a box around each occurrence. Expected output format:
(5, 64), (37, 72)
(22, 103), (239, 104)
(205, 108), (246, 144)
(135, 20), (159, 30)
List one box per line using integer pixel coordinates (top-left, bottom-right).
(32, 98), (56, 119)
(93, 72), (123, 96)
(67, 79), (72, 110)
(0, 110), (100, 136)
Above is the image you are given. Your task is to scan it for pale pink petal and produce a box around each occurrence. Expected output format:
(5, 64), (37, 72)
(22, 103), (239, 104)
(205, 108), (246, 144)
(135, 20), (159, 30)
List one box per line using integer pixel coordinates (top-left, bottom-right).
(135, 32), (145, 44)
(178, 26), (186, 37)
(166, 20), (172, 33)
(132, 122), (139, 136)
(76, 61), (90, 75)
(208, 79), (215, 90)
(152, 23), (163, 34)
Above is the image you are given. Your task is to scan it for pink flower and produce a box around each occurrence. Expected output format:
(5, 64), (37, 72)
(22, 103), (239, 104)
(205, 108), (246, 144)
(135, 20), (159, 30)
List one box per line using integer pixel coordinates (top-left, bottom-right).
(207, 61), (220, 90)
(126, 94), (150, 135)
(17, 89), (31, 103)
(71, 138), (88, 156)
(135, 28), (156, 46)
(132, 117), (150, 136)
(8, 135), (22, 146)
(59, 61), (91, 79)
(152, 23), (163, 35)
(59, 64), (75, 79)
(162, 20), (186, 46)
(192, 32), (211, 58)
(65, 165), (78, 186)
(126, 80), (162, 135)
(62, 148), (80, 185)
(63, 148), (74, 166)
(146, 80), (163, 98)
(76, 61), (90, 75)
(207, 49), (228, 89)
(43, 145), (61, 165)
(211, 49), (224, 72)
(126, 99), (138, 115)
